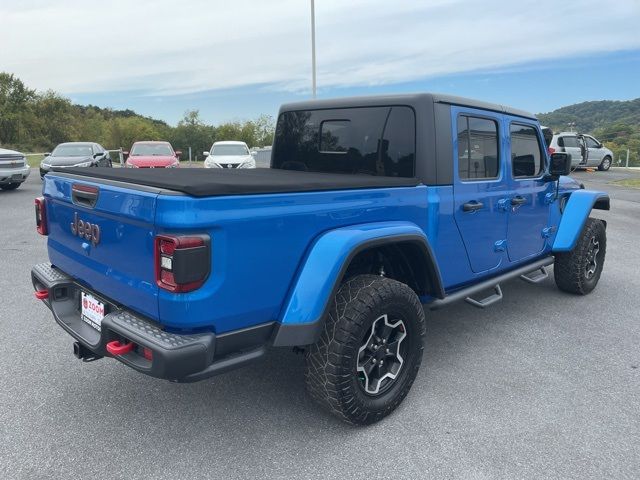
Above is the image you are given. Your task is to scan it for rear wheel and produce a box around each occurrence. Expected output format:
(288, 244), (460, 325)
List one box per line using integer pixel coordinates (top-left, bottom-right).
(554, 218), (606, 295)
(598, 156), (612, 171)
(305, 274), (425, 425)
(0, 183), (20, 190)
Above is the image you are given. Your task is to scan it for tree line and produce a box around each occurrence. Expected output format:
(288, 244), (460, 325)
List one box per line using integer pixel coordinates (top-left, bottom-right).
(0, 72), (275, 160)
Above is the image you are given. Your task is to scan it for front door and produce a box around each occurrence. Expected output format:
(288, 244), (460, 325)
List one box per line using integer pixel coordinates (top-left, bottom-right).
(452, 108), (509, 273)
(506, 121), (553, 262)
(585, 135), (605, 167)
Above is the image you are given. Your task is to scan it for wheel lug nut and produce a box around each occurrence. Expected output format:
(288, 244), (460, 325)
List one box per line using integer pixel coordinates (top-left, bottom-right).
(386, 348), (390, 354)
(372, 359), (377, 364)
(380, 360), (384, 366)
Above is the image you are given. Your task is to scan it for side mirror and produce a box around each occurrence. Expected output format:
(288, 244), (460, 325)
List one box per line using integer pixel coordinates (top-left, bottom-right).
(549, 152), (572, 177)
(251, 151), (257, 157)
(175, 150), (182, 157)
(203, 151), (210, 157)
(93, 152), (102, 158)
(44, 152), (51, 157)
(123, 151), (129, 157)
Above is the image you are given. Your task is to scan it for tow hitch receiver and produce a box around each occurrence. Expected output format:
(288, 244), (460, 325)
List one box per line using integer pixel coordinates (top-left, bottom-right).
(73, 341), (103, 362)
(106, 340), (135, 356)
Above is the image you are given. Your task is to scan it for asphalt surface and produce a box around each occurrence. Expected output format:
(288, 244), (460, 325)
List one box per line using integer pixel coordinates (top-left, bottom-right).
(1, 170), (639, 479)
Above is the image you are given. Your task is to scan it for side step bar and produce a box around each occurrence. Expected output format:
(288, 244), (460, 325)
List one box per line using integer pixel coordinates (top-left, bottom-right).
(428, 256), (554, 311)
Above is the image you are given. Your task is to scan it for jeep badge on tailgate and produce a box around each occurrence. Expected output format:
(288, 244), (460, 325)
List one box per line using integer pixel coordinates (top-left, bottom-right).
(70, 212), (100, 246)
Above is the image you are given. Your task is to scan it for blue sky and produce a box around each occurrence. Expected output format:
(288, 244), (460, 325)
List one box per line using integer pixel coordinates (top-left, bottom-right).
(2, 0), (639, 125)
(70, 49), (640, 125)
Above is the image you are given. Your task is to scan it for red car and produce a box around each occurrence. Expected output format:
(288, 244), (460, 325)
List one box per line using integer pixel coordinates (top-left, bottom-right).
(124, 141), (181, 168)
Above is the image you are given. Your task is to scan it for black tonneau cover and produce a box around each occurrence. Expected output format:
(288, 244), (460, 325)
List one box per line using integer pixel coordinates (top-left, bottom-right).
(58, 167), (421, 197)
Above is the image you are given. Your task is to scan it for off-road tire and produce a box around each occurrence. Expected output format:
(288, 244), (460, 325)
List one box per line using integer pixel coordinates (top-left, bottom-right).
(0, 183), (20, 190)
(305, 274), (426, 425)
(554, 218), (606, 295)
(598, 156), (612, 171)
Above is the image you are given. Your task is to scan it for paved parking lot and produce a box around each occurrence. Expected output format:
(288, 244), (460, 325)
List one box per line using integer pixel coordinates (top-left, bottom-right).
(1, 171), (639, 479)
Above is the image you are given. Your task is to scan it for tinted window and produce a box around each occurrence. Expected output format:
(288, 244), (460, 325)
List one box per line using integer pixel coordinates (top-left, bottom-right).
(510, 124), (544, 178)
(320, 120), (350, 153)
(457, 115), (499, 180)
(272, 106), (415, 177)
(560, 136), (578, 148)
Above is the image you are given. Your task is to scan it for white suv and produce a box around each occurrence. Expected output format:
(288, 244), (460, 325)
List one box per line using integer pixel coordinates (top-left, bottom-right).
(548, 133), (613, 171)
(203, 141), (255, 169)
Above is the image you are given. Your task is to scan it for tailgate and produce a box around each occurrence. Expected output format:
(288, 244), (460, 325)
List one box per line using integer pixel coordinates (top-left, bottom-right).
(43, 173), (159, 320)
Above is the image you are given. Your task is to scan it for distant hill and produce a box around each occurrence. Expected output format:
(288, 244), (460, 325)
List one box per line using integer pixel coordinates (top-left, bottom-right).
(538, 98), (640, 133)
(538, 98), (640, 166)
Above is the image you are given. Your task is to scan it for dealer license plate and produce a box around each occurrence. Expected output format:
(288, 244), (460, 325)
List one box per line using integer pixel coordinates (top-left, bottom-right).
(81, 292), (105, 331)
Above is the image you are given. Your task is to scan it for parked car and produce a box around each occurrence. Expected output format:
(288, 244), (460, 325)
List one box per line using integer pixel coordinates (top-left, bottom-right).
(32, 93), (610, 425)
(0, 147), (30, 190)
(203, 141), (255, 168)
(40, 142), (112, 179)
(548, 132), (613, 171)
(125, 141), (180, 168)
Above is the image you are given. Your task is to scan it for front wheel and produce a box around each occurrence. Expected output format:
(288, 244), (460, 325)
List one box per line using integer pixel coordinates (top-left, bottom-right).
(305, 274), (426, 425)
(554, 218), (606, 295)
(598, 156), (612, 171)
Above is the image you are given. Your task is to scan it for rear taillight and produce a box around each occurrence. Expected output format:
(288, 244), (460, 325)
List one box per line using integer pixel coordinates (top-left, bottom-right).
(548, 146), (556, 155)
(35, 197), (48, 235)
(154, 234), (210, 292)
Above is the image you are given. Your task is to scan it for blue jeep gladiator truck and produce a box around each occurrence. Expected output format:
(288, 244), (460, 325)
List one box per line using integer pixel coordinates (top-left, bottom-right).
(32, 94), (610, 425)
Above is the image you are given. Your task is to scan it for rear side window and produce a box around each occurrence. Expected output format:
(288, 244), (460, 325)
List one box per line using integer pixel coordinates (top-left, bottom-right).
(457, 115), (499, 180)
(510, 124), (544, 178)
(559, 136), (578, 148)
(272, 106), (415, 177)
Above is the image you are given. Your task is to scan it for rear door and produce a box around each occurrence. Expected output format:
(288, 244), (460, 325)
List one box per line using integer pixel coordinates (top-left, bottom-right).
(559, 135), (583, 166)
(452, 107), (509, 273)
(505, 120), (553, 262)
(43, 173), (159, 319)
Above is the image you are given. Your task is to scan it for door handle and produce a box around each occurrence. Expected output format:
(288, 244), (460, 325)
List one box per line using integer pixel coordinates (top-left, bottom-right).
(462, 201), (483, 212)
(511, 196), (526, 206)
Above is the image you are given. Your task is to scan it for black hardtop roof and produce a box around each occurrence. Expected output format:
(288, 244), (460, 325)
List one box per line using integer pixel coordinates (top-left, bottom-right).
(279, 93), (537, 121)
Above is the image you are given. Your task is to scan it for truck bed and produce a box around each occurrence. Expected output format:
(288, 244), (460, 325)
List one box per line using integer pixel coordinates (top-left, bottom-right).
(57, 167), (421, 196)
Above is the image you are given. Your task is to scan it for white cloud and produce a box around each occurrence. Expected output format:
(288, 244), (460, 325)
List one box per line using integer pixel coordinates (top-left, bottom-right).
(1, 0), (639, 96)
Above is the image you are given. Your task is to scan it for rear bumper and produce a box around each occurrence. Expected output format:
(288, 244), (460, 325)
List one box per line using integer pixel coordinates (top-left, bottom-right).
(31, 263), (273, 382)
(0, 165), (30, 184)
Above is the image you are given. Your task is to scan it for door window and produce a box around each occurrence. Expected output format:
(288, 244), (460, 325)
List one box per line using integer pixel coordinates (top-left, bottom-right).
(456, 115), (499, 181)
(585, 136), (599, 148)
(510, 124), (544, 178)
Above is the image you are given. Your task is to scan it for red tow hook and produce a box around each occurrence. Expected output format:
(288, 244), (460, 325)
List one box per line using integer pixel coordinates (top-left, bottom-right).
(106, 340), (135, 356)
(34, 290), (49, 300)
